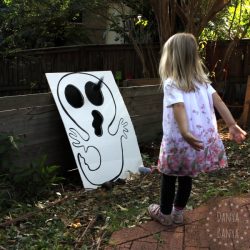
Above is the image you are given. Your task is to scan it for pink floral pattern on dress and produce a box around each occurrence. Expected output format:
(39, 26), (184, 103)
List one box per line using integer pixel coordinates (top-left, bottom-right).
(158, 128), (227, 176)
(158, 79), (228, 176)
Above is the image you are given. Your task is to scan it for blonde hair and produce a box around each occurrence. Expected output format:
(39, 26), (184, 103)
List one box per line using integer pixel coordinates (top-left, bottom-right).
(159, 33), (211, 92)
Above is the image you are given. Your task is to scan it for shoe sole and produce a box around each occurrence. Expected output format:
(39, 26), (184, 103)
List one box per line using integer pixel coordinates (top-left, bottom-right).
(173, 221), (183, 224)
(172, 217), (184, 224)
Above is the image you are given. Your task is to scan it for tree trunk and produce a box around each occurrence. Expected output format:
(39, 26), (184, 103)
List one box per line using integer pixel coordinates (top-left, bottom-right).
(150, 0), (173, 46)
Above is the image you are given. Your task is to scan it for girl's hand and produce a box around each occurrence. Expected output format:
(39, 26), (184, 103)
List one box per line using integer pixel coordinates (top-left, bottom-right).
(182, 132), (204, 151)
(229, 124), (247, 144)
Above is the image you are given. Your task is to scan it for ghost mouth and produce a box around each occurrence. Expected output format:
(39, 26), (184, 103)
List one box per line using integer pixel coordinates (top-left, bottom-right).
(92, 110), (103, 136)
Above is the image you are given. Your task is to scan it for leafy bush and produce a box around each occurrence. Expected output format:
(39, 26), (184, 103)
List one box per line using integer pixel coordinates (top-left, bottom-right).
(0, 133), (64, 210)
(0, 133), (20, 209)
(9, 155), (64, 199)
(0, 133), (20, 167)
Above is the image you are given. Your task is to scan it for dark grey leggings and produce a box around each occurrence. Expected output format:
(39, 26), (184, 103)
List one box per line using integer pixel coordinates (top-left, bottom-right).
(160, 174), (192, 215)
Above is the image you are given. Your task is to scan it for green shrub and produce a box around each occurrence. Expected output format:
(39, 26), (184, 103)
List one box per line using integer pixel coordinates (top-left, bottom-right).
(0, 133), (64, 210)
(11, 155), (64, 199)
(0, 133), (20, 209)
(0, 133), (20, 168)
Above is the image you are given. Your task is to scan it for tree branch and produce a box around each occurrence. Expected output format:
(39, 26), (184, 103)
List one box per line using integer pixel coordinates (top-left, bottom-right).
(199, 0), (231, 34)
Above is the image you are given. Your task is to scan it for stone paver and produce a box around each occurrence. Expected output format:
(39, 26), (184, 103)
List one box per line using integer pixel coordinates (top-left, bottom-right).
(109, 225), (149, 245)
(130, 240), (158, 250)
(184, 248), (209, 250)
(139, 221), (184, 234)
(105, 194), (250, 250)
(158, 231), (183, 250)
(184, 221), (209, 248)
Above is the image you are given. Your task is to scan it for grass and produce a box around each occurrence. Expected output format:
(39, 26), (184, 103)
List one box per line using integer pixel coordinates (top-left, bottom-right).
(0, 128), (249, 249)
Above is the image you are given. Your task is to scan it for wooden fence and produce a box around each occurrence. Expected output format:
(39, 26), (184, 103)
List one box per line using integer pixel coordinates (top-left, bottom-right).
(206, 39), (250, 85)
(206, 39), (250, 105)
(0, 44), (160, 96)
(240, 76), (250, 129)
(0, 85), (163, 169)
(0, 39), (249, 100)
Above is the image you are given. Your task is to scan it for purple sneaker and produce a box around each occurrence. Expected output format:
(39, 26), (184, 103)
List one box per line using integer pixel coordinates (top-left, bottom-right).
(148, 204), (172, 226)
(171, 208), (184, 224)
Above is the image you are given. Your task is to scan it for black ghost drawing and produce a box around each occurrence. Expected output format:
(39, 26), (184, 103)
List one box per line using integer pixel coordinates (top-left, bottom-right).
(57, 72), (128, 187)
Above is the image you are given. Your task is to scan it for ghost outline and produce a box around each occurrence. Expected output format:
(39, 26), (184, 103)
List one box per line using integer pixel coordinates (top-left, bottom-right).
(57, 72), (129, 187)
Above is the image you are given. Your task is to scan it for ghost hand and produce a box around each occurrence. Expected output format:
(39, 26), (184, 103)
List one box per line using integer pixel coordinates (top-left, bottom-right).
(119, 118), (128, 139)
(68, 128), (88, 147)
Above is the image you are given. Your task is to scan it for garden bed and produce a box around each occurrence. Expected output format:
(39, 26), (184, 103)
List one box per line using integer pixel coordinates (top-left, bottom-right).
(0, 124), (249, 249)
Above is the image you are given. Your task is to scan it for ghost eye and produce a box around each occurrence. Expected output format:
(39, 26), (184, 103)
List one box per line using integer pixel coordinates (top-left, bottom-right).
(85, 79), (104, 106)
(65, 85), (84, 108)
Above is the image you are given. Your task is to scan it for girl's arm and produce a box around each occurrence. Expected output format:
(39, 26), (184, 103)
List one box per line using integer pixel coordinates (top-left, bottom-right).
(212, 92), (247, 143)
(212, 92), (236, 127)
(173, 103), (204, 151)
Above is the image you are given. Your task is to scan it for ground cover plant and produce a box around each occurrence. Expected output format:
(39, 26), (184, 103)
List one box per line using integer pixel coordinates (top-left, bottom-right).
(0, 123), (249, 249)
(0, 133), (64, 211)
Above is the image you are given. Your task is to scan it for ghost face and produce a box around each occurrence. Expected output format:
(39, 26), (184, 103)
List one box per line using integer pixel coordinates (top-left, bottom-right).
(57, 72), (117, 141)
(56, 72), (129, 187)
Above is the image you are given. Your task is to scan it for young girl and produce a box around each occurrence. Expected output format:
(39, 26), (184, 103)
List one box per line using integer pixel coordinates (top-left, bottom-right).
(148, 33), (247, 226)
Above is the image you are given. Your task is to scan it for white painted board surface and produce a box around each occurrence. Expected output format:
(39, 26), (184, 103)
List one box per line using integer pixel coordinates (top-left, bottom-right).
(46, 71), (142, 189)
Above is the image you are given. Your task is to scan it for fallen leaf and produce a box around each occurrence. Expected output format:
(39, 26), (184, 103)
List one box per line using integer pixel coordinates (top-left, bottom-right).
(116, 204), (128, 211)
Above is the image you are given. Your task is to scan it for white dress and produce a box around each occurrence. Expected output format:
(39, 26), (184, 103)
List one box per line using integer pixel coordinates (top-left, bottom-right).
(158, 78), (228, 176)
